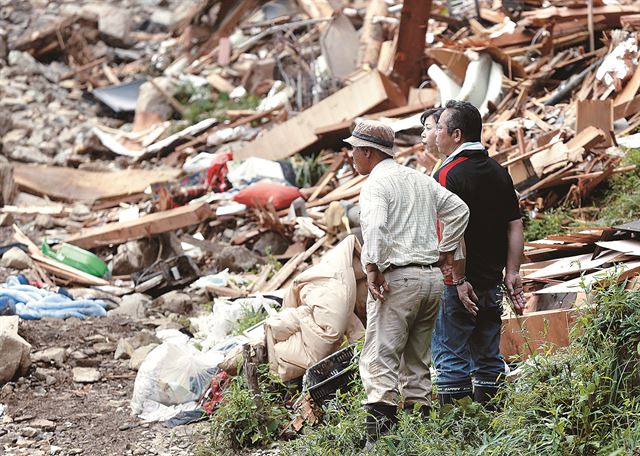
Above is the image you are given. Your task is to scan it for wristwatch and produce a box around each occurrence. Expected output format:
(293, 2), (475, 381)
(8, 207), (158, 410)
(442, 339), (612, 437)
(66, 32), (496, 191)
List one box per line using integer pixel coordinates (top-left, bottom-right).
(453, 276), (467, 286)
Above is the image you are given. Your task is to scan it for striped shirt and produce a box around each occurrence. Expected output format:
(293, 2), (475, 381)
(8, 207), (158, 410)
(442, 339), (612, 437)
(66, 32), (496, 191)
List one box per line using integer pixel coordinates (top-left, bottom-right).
(360, 159), (469, 271)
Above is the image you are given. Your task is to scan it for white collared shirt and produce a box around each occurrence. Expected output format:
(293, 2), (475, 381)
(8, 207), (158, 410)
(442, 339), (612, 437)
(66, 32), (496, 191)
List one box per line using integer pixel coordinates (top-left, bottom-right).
(359, 159), (469, 271)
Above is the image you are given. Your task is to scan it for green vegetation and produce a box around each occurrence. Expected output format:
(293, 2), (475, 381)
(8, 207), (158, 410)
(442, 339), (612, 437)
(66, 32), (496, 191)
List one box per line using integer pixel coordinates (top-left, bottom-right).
(598, 147), (640, 226)
(524, 207), (575, 242)
(197, 366), (292, 455)
(280, 281), (640, 456)
(290, 153), (328, 188)
(231, 304), (266, 336)
(174, 82), (260, 125)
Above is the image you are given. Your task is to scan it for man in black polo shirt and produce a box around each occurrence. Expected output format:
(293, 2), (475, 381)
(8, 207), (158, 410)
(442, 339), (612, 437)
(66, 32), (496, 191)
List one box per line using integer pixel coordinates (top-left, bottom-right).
(430, 100), (525, 407)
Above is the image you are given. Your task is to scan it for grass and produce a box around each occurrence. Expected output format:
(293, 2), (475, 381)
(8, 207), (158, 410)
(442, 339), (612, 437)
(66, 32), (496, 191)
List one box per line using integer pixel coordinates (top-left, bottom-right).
(197, 365), (293, 456)
(231, 304), (266, 336)
(290, 153), (328, 188)
(279, 280), (640, 456)
(598, 147), (640, 226)
(524, 207), (576, 242)
(174, 81), (260, 125)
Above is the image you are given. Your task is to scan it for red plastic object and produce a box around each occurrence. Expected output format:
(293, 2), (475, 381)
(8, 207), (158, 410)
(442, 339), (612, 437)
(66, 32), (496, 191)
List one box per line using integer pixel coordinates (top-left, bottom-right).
(234, 181), (303, 210)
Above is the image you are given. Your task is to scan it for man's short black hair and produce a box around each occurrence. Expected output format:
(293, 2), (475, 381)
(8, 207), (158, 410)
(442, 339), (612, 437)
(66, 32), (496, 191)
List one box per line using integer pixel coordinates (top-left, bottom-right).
(420, 107), (444, 126)
(443, 100), (482, 142)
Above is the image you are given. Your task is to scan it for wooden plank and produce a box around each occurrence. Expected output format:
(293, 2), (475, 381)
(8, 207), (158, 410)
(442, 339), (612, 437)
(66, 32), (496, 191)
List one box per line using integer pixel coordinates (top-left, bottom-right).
(296, 0), (334, 20)
(357, 0), (387, 69)
(13, 165), (181, 204)
(234, 71), (406, 161)
(614, 93), (640, 119)
(576, 99), (613, 147)
(391, 0), (432, 95)
(261, 237), (326, 292)
(308, 156), (344, 202)
(615, 61), (640, 107)
(500, 308), (577, 360)
(524, 251), (622, 280)
(65, 202), (213, 249)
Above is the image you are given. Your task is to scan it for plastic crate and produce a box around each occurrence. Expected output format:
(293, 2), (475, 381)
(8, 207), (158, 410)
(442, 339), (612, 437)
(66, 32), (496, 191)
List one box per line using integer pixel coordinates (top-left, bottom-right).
(303, 346), (357, 404)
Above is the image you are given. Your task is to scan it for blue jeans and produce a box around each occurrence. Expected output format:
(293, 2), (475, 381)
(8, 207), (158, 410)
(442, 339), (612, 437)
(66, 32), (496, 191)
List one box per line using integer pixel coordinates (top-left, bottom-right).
(431, 284), (505, 396)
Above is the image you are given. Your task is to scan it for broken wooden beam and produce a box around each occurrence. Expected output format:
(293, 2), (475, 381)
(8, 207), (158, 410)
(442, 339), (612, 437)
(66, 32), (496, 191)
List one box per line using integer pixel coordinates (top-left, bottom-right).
(500, 308), (578, 361)
(390, 0), (432, 95)
(234, 71), (406, 161)
(65, 202), (213, 249)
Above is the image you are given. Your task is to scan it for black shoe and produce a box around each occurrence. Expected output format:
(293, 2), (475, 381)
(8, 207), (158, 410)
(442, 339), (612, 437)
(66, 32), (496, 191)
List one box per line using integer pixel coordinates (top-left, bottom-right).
(403, 402), (431, 418)
(473, 384), (501, 411)
(437, 391), (472, 406)
(364, 402), (398, 445)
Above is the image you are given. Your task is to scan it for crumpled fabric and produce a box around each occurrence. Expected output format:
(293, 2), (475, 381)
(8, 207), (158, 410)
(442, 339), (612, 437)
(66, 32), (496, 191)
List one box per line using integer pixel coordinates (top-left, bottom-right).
(0, 276), (108, 320)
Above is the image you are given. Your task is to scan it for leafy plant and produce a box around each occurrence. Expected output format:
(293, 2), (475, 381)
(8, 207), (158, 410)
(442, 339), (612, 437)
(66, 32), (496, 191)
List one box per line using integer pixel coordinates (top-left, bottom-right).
(524, 207), (575, 241)
(280, 280), (640, 455)
(598, 147), (640, 226)
(232, 304), (266, 336)
(174, 81), (260, 125)
(290, 153), (328, 188)
(198, 365), (291, 455)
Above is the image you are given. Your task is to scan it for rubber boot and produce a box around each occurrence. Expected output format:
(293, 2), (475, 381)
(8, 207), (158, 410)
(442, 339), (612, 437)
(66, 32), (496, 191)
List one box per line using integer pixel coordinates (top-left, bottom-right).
(437, 391), (472, 406)
(473, 384), (501, 411)
(403, 402), (431, 419)
(363, 403), (398, 449)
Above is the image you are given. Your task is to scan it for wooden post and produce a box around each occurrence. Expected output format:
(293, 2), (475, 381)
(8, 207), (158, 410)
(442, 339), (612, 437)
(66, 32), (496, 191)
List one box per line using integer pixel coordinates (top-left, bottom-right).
(390, 0), (432, 96)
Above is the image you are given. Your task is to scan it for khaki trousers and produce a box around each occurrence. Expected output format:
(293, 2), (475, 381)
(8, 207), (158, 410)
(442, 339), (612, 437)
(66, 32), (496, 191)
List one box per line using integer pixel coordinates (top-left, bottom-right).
(359, 266), (443, 406)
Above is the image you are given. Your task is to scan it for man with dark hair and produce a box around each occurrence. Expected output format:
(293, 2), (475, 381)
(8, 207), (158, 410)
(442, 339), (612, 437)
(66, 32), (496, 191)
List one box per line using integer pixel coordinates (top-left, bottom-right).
(431, 100), (525, 407)
(344, 119), (469, 446)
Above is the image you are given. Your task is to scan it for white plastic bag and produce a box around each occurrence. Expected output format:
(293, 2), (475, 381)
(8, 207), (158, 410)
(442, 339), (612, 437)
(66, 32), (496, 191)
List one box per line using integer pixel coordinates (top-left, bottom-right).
(130, 340), (220, 422)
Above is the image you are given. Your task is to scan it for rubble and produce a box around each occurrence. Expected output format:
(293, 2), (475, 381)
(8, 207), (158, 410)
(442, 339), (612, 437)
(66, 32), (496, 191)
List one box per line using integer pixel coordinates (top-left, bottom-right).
(2, 0), (640, 452)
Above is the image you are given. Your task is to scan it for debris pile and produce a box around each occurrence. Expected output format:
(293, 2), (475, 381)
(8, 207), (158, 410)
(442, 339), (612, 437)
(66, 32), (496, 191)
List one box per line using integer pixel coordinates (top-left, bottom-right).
(1, 0), (640, 451)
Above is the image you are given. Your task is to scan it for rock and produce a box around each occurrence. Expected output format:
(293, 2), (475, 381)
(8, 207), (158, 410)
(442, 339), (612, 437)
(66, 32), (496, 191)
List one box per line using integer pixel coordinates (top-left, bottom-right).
(7, 145), (53, 164)
(34, 214), (55, 229)
(32, 347), (66, 366)
(217, 245), (264, 272)
(0, 213), (14, 226)
(8, 51), (44, 76)
(0, 28), (7, 62)
(0, 316), (31, 384)
(128, 344), (158, 371)
(107, 293), (150, 319)
(72, 367), (101, 383)
(112, 239), (158, 275)
(0, 112), (12, 138)
(153, 291), (192, 315)
(0, 161), (15, 205)
(252, 231), (290, 256)
(92, 342), (116, 355)
(128, 330), (160, 350)
(0, 247), (30, 270)
(133, 77), (177, 130)
(98, 6), (131, 47)
(70, 203), (91, 222)
(114, 338), (134, 360)
(31, 419), (56, 431)
(0, 431), (18, 445)
(19, 426), (39, 438)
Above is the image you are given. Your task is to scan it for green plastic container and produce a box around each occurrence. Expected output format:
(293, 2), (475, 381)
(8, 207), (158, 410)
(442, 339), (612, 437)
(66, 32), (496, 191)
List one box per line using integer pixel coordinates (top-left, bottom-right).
(41, 241), (108, 278)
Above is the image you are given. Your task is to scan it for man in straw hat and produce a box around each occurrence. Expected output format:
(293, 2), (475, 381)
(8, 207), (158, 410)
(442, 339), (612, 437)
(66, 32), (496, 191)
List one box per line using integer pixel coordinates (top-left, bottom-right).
(344, 119), (470, 446)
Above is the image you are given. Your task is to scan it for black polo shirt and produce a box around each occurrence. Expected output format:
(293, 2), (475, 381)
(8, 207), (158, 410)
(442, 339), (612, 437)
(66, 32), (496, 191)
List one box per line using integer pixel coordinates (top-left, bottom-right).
(433, 148), (521, 290)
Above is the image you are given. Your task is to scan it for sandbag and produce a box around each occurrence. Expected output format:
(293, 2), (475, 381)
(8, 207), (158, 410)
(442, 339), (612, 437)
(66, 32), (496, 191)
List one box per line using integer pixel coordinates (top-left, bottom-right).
(265, 235), (366, 381)
(233, 180), (303, 210)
